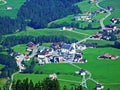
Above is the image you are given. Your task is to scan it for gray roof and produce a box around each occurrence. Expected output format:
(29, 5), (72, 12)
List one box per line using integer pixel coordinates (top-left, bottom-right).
(61, 44), (71, 50)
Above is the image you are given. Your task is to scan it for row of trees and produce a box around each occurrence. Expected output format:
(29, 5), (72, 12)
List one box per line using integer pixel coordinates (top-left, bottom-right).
(114, 39), (120, 49)
(17, 0), (82, 28)
(12, 78), (83, 90)
(2, 35), (77, 47)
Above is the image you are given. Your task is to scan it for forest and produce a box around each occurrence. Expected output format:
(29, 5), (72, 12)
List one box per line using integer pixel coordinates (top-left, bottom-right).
(0, 16), (26, 35)
(17, 0), (82, 28)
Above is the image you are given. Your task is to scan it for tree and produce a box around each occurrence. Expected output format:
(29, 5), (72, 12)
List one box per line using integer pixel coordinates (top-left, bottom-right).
(63, 85), (67, 90)
(114, 40), (120, 49)
(28, 80), (34, 90)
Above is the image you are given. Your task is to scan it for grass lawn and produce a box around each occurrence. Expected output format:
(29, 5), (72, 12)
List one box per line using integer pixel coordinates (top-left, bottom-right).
(12, 44), (27, 54)
(41, 43), (51, 47)
(75, 29), (99, 35)
(0, 0), (26, 18)
(5, 28), (97, 41)
(48, 15), (73, 26)
(75, 47), (120, 90)
(33, 63), (79, 74)
(85, 39), (114, 47)
(76, 0), (99, 12)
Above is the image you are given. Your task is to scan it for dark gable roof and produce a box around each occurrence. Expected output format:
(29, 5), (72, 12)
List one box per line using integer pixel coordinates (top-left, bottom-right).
(61, 44), (71, 50)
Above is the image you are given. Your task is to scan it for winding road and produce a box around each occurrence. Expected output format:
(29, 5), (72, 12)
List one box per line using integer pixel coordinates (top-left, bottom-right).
(96, 0), (111, 29)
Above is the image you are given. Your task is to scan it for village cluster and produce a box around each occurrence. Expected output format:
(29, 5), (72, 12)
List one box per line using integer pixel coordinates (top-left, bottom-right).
(15, 42), (88, 66)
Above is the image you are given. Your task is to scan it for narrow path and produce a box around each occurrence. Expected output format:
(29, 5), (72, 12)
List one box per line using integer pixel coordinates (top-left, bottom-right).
(68, 63), (99, 85)
(58, 79), (80, 84)
(70, 30), (89, 36)
(96, 0), (111, 29)
(9, 71), (19, 90)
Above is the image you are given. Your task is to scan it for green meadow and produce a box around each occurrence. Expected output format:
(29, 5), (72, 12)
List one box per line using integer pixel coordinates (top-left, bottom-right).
(5, 28), (98, 41)
(85, 39), (114, 47)
(76, 0), (99, 12)
(12, 44), (27, 54)
(0, 0), (26, 18)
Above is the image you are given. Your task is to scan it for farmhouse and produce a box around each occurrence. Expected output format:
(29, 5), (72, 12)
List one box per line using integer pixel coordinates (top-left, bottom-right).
(80, 69), (86, 76)
(98, 53), (119, 60)
(6, 6), (13, 10)
(95, 84), (104, 90)
(26, 42), (35, 51)
(90, 0), (97, 3)
(49, 73), (57, 80)
(92, 33), (102, 38)
(62, 26), (73, 31)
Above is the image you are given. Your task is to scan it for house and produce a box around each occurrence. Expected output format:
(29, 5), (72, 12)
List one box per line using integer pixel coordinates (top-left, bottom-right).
(98, 53), (111, 59)
(80, 69), (86, 76)
(103, 28), (113, 32)
(24, 55), (30, 61)
(95, 84), (104, 90)
(90, 0), (97, 3)
(52, 42), (63, 49)
(98, 53), (119, 60)
(6, 6), (13, 10)
(61, 43), (71, 53)
(74, 15), (81, 21)
(107, 6), (113, 11)
(92, 33), (102, 38)
(62, 26), (73, 31)
(79, 59), (87, 63)
(49, 73), (57, 80)
(83, 11), (90, 15)
(27, 42), (35, 51)
(80, 15), (89, 21)
(98, 9), (105, 13)
(111, 54), (119, 59)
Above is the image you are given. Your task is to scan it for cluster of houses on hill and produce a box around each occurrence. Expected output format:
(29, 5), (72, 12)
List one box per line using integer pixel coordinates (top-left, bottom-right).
(36, 42), (87, 65)
(98, 53), (119, 60)
(91, 26), (120, 40)
(14, 42), (88, 67)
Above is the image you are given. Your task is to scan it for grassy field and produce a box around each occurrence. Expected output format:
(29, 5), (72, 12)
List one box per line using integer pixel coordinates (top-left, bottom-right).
(41, 43), (52, 47)
(5, 28), (98, 41)
(99, 0), (120, 27)
(76, 0), (99, 12)
(85, 39), (114, 47)
(76, 47), (120, 90)
(14, 47), (120, 90)
(0, 0), (26, 18)
(12, 44), (27, 54)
